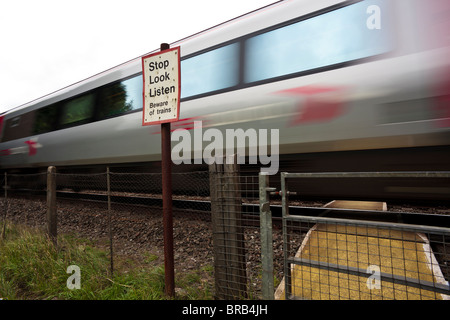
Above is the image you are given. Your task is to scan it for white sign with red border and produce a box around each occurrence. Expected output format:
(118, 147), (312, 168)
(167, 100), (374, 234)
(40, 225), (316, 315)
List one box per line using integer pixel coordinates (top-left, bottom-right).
(142, 47), (180, 125)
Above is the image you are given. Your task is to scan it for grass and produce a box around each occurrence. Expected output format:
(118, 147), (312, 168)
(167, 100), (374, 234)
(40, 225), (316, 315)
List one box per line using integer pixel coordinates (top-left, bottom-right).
(0, 222), (213, 300)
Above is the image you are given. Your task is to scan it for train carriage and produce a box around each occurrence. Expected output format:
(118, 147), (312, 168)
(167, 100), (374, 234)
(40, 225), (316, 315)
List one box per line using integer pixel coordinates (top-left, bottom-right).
(1, 0), (449, 200)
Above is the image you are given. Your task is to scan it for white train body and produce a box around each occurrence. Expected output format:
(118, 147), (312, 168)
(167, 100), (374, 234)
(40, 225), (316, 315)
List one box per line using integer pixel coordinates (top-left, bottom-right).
(0, 0), (449, 183)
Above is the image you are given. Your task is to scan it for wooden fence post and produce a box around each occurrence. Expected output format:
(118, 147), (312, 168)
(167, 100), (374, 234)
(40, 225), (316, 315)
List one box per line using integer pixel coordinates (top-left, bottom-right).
(209, 161), (226, 298)
(209, 154), (247, 299)
(107, 167), (114, 275)
(47, 166), (57, 246)
(2, 172), (7, 239)
(259, 172), (274, 300)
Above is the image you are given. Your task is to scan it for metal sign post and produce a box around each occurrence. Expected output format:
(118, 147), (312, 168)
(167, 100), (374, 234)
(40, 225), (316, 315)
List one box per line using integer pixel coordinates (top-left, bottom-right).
(142, 43), (180, 297)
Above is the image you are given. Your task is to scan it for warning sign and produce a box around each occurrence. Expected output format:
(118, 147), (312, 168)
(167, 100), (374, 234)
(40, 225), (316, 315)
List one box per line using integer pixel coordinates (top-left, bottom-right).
(142, 47), (180, 125)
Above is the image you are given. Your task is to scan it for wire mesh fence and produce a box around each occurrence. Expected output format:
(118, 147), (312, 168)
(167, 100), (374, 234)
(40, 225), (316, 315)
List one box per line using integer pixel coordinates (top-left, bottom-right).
(6, 172), (47, 193)
(1, 172), (47, 229)
(280, 216), (450, 300)
(52, 169), (213, 275)
(277, 171), (450, 300)
(4, 166), (449, 300)
(208, 158), (281, 300)
(1, 167), (257, 298)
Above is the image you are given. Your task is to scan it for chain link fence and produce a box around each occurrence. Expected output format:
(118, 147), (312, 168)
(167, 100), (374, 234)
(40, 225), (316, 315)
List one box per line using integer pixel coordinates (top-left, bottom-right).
(4, 166), (449, 300)
(2, 172), (47, 229)
(1, 167), (246, 298)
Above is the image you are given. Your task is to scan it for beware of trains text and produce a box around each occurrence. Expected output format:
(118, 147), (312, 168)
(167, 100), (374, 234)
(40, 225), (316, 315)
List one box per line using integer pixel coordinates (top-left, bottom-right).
(142, 47), (181, 125)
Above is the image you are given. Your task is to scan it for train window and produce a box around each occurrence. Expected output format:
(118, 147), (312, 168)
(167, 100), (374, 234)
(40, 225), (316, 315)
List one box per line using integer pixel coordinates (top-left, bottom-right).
(2, 112), (34, 141)
(60, 93), (95, 126)
(10, 116), (20, 128)
(122, 76), (143, 111)
(244, 0), (392, 83)
(33, 104), (59, 134)
(379, 98), (437, 124)
(0, 116), (4, 138)
(97, 75), (142, 119)
(181, 43), (240, 98)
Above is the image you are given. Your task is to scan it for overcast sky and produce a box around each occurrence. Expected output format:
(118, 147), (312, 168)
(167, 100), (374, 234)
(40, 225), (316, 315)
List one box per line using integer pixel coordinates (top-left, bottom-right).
(0, 0), (277, 114)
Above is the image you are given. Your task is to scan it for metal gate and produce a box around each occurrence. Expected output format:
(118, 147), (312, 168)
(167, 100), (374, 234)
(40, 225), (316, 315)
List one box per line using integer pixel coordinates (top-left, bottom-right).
(260, 171), (450, 300)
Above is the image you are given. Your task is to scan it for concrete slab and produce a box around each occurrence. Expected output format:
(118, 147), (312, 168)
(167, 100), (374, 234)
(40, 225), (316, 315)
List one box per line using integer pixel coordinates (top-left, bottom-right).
(324, 200), (387, 211)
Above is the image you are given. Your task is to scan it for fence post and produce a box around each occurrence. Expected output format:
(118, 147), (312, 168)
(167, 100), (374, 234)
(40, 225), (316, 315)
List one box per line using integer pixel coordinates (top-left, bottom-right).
(209, 154), (247, 299)
(47, 166), (57, 246)
(280, 172), (291, 299)
(259, 172), (274, 300)
(223, 154), (247, 298)
(209, 161), (226, 299)
(2, 172), (7, 239)
(107, 167), (114, 275)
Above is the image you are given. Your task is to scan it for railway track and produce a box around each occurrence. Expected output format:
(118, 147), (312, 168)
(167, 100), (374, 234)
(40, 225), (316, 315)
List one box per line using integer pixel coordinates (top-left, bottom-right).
(57, 190), (212, 212)
(6, 186), (450, 230)
(14, 189), (448, 229)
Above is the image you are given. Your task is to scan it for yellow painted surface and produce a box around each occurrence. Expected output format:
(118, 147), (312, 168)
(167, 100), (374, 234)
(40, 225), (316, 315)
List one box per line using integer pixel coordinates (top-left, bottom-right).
(324, 200), (387, 211)
(275, 201), (448, 300)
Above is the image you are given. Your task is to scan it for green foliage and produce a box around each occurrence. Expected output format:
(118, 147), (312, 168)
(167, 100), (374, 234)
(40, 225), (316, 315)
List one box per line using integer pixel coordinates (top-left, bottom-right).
(0, 223), (212, 300)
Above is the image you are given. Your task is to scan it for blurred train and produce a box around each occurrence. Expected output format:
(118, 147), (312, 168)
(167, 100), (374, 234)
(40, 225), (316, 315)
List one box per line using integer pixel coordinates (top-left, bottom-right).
(1, 0), (449, 201)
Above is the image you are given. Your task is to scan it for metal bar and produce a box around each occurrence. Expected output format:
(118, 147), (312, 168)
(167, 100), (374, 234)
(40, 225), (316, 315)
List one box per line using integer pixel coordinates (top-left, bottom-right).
(284, 171), (450, 179)
(162, 123), (175, 297)
(161, 41), (175, 299)
(284, 214), (450, 236)
(281, 172), (292, 299)
(288, 257), (450, 296)
(259, 172), (274, 300)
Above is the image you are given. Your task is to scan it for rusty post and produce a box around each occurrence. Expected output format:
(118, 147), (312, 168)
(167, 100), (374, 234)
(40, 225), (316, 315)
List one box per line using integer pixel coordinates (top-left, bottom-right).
(160, 42), (175, 298)
(107, 167), (114, 275)
(47, 166), (57, 247)
(2, 172), (7, 239)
